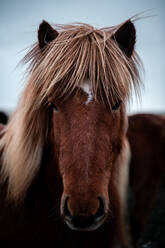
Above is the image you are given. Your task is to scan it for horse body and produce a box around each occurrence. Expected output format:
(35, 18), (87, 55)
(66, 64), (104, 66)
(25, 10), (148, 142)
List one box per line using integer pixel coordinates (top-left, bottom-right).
(128, 113), (165, 246)
(0, 19), (142, 247)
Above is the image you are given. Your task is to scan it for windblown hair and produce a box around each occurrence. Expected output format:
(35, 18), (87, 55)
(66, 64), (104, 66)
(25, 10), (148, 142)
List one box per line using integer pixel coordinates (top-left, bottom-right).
(0, 21), (142, 201)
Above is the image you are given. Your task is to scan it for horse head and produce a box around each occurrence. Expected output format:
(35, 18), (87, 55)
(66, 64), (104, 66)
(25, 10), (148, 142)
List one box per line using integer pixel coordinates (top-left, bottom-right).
(0, 20), (141, 233)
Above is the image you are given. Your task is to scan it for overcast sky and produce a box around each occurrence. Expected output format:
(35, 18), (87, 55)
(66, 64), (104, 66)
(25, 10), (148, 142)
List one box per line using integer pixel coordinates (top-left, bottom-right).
(0, 0), (165, 113)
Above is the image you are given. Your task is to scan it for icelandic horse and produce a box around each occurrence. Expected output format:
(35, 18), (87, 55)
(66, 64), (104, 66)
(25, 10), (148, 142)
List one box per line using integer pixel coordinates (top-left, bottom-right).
(0, 19), (145, 247)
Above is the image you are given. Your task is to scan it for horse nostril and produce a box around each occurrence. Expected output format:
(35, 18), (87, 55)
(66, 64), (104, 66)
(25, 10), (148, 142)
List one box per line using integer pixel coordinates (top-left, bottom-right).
(63, 196), (72, 219)
(95, 196), (106, 220)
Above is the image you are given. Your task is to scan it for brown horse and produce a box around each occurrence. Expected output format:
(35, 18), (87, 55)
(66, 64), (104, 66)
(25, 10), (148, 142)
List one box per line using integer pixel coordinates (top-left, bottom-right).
(0, 19), (141, 247)
(128, 113), (165, 247)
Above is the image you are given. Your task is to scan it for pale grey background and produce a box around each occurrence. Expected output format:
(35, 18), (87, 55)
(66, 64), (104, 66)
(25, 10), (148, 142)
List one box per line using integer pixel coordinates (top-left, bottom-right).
(0, 0), (165, 114)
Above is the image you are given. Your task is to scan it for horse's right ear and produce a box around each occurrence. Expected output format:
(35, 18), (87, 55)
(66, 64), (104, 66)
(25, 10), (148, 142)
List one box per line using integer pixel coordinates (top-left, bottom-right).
(38, 20), (58, 50)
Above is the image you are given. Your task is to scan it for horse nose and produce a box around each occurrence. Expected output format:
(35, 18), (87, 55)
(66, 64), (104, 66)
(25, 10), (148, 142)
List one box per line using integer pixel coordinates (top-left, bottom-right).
(62, 196), (106, 230)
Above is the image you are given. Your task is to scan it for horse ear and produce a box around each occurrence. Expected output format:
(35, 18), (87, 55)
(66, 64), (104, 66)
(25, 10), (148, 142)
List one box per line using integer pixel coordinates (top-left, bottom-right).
(112, 20), (136, 57)
(38, 20), (58, 50)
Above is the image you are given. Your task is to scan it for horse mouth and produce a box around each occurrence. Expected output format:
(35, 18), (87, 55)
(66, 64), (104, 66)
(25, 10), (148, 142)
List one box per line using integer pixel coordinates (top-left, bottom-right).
(64, 214), (106, 231)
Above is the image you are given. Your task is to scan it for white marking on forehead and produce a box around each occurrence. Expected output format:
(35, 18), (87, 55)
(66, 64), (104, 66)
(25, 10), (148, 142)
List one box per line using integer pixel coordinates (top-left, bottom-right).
(80, 80), (93, 105)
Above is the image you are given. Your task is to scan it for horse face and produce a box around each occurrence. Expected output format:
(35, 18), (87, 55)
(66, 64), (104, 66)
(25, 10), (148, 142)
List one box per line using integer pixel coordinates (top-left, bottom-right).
(51, 82), (126, 231)
(37, 20), (137, 231)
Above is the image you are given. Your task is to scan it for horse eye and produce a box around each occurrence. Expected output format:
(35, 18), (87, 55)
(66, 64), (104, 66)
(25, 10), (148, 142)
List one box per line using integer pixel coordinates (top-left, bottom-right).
(112, 100), (122, 111)
(50, 103), (58, 112)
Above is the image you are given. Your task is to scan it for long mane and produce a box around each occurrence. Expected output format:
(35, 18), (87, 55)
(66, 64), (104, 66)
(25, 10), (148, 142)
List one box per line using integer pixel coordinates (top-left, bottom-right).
(0, 22), (142, 201)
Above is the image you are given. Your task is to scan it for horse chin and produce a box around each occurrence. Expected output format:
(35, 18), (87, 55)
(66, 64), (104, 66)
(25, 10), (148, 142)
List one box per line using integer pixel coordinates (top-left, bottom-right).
(64, 215), (106, 232)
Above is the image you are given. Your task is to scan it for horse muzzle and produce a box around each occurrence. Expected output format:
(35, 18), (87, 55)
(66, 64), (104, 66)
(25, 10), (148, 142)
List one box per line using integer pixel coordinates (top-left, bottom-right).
(61, 196), (106, 231)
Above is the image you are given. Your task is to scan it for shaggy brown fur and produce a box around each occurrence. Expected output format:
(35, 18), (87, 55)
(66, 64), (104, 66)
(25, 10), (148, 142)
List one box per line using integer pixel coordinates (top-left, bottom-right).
(128, 113), (165, 246)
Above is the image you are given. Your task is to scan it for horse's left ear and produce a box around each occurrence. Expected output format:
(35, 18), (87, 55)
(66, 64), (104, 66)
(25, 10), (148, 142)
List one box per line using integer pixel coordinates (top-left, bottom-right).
(38, 20), (58, 50)
(112, 20), (136, 57)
